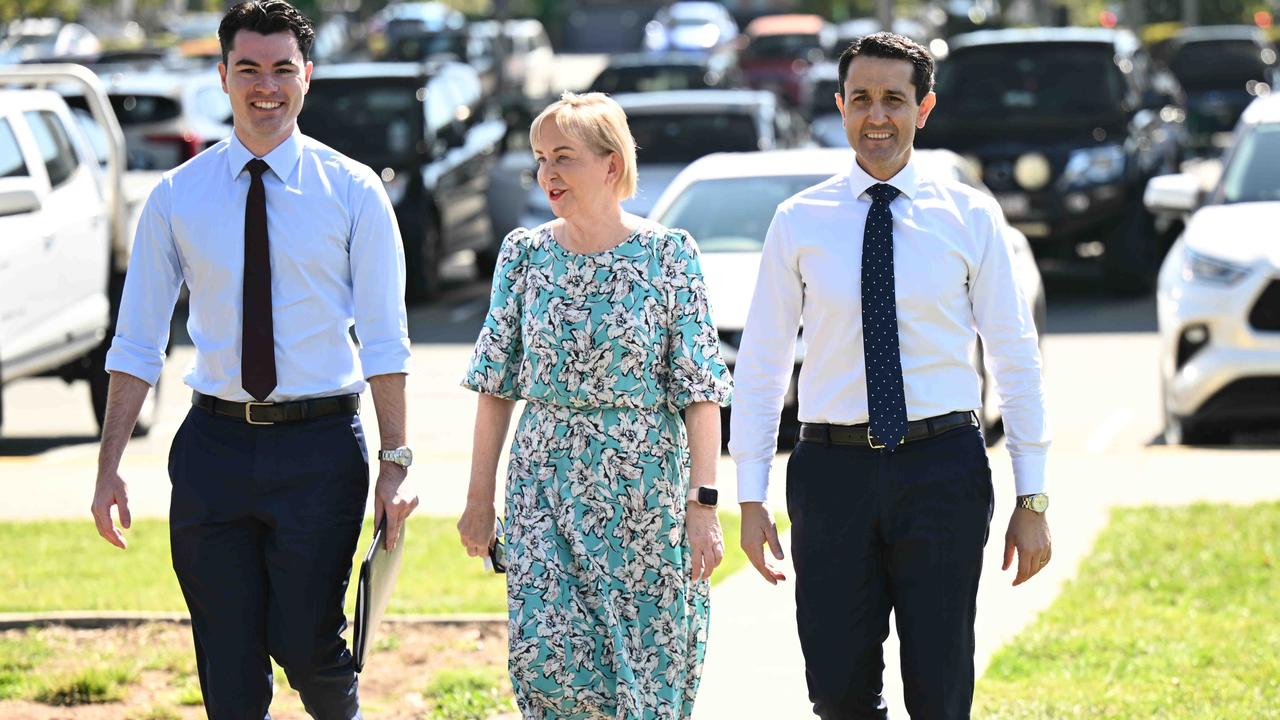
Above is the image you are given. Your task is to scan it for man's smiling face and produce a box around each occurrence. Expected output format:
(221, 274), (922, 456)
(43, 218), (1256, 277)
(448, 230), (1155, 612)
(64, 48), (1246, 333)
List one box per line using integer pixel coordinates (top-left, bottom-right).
(218, 29), (311, 154)
(836, 55), (936, 180)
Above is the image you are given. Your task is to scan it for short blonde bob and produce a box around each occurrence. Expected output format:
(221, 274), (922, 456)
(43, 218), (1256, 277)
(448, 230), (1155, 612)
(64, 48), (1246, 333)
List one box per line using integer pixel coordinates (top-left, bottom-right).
(529, 91), (638, 201)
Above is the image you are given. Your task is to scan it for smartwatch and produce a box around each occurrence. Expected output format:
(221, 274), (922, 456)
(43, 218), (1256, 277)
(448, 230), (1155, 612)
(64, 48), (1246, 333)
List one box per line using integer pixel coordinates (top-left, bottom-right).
(686, 486), (718, 507)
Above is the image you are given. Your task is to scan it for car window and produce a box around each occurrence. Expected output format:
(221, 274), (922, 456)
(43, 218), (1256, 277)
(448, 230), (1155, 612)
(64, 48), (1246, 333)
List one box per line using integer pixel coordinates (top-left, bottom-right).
(71, 108), (110, 169)
(629, 112), (762, 164)
(936, 44), (1128, 118)
(300, 81), (422, 160)
(0, 118), (29, 177)
(23, 110), (79, 187)
(109, 93), (182, 125)
(591, 66), (711, 94)
(1171, 40), (1270, 90)
(656, 174), (828, 252)
(1220, 124), (1280, 204)
(744, 34), (821, 60)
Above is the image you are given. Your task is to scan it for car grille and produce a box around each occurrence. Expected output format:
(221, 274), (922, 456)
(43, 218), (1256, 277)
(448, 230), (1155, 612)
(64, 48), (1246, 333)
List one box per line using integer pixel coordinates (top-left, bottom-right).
(1248, 279), (1280, 332)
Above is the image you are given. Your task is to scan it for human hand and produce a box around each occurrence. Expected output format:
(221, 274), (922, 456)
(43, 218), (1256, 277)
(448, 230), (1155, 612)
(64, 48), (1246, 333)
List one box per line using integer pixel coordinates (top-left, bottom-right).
(740, 501), (787, 584)
(457, 500), (497, 559)
(374, 464), (418, 551)
(91, 470), (131, 549)
(686, 503), (724, 582)
(1003, 507), (1052, 586)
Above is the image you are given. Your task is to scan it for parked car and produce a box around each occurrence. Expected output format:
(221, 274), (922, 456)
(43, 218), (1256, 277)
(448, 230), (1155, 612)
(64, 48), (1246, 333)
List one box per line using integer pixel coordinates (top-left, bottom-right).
(63, 69), (232, 171)
(739, 14), (836, 109)
(1162, 25), (1277, 155)
(1146, 93), (1280, 444)
(0, 66), (162, 437)
(919, 28), (1186, 291)
(366, 1), (465, 57)
(518, 89), (799, 228)
(642, 1), (739, 54)
(587, 52), (743, 94)
(0, 18), (100, 63)
(647, 147), (1046, 443)
(300, 62), (506, 298)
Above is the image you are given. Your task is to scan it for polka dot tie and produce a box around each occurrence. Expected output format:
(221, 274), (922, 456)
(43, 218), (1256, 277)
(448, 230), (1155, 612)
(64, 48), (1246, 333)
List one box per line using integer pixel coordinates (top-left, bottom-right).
(861, 183), (908, 450)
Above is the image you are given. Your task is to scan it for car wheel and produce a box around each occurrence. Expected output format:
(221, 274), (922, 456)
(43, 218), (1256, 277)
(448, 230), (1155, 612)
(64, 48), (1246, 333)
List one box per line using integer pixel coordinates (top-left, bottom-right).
(1103, 200), (1159, 295)
(1162, 385), (1231, 446)
(406, 217), (443, 301)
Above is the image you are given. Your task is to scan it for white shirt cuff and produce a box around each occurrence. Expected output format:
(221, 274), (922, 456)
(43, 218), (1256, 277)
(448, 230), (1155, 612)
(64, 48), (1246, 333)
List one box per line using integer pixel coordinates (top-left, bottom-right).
(359, 340), (412, 379)
(736, 461), (772, 504)
(1011, 452), (1047, 496)
(104, 336), (165, 387)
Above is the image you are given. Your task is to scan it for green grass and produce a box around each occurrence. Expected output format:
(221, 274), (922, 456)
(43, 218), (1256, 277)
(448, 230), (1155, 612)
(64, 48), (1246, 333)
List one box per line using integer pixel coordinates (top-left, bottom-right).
(423, 666), (513, 720)
(975, 502), (1280, 719)
(129, 707), (181, 720)
(0, 630), (49, 699)
(1, 512), (784, 615)
(32, 665), (136, 705)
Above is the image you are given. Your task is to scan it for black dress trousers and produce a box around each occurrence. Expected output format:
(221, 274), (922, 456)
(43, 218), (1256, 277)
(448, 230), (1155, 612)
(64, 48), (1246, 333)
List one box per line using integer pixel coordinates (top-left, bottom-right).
(786, 425), (994, 720)
(168, 406), (369, 720)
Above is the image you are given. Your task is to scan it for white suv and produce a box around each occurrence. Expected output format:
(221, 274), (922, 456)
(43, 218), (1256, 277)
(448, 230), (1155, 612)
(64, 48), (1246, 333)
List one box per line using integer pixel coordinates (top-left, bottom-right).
(0, 88), (112, 434)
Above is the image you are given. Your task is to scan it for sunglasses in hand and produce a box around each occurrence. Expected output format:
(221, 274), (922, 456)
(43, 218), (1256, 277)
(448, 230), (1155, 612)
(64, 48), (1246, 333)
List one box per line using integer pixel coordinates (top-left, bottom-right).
(484, 516), (507, 574)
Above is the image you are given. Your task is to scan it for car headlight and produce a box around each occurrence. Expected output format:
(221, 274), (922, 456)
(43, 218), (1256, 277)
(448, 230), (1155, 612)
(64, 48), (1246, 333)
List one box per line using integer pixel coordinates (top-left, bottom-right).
(1060, 144), (1125, 186)
(1182, 250), (1250, 286)
(380, 168), (409, 206)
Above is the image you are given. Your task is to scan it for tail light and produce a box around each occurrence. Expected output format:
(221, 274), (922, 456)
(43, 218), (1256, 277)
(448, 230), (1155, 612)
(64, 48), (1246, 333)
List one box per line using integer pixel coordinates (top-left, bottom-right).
(145, 132), (204, 161)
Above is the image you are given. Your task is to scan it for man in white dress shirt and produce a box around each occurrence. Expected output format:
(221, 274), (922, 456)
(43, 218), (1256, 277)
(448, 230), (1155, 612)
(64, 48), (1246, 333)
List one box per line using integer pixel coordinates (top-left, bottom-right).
(88, 2), (418, 718)
(730, 32), (1052, 719)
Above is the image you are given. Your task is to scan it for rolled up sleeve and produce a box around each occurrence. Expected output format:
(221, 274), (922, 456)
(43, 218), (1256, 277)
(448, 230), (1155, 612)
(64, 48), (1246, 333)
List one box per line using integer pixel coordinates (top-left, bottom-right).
(349, 170), (411, 378)
(104, 179), (183, 386)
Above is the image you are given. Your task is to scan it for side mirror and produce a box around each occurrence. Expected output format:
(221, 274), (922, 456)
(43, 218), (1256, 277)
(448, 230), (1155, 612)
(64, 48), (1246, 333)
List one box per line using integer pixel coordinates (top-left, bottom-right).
(1144, 173), (1201, 214)
(0, 181), (41, 217)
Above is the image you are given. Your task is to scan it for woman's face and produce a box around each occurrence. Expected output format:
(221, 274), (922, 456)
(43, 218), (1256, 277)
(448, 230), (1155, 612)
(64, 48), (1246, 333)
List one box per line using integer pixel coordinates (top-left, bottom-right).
(533, 119), (618, 220)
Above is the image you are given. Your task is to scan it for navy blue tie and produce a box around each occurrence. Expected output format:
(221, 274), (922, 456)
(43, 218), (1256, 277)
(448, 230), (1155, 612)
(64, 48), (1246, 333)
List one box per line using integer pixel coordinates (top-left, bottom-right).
(861, 183), (908, 450)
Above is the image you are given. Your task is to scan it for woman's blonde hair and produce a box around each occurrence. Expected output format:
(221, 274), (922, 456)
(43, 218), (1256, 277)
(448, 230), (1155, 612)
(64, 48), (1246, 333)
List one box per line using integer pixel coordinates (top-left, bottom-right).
(529, 91), (638, 201)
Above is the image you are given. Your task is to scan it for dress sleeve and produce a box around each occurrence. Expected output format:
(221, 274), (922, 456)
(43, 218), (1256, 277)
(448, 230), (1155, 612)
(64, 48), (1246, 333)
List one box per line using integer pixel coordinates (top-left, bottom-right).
(664, 229), (733, 410)
(461, 229), (528, 399)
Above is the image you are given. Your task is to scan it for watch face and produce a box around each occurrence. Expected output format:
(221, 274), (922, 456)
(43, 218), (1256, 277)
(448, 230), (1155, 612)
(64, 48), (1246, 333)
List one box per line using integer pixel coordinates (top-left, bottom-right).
(697, 487), (719, 506)
(400, 447), (413, 465)
(1029, 494), (1048, 512)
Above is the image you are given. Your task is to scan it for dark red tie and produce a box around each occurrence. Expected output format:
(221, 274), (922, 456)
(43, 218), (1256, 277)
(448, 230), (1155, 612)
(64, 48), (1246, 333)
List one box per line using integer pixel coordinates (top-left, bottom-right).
(242, 158), (277, 401)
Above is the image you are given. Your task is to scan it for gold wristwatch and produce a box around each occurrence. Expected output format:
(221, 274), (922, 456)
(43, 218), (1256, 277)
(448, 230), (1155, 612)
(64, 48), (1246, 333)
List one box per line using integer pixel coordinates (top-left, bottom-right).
(1017, 493), (1049, 513)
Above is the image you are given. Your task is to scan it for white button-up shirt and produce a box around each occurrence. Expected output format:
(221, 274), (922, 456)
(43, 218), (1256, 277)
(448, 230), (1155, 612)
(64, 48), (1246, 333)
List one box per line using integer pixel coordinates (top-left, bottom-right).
(105, 129), (411, 400)
(729, 154), (1049, 502)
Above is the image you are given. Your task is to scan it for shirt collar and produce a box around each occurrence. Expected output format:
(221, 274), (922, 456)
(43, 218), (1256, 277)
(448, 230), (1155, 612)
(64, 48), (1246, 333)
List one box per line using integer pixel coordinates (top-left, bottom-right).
(227, 127), (303, 182)
(847, 152), (920, 202)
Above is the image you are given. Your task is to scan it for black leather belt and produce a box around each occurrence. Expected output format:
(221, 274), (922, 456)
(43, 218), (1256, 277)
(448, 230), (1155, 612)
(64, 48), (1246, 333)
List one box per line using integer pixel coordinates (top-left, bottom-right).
(192, 391), (359, 426)
(799, 411), (977, 449)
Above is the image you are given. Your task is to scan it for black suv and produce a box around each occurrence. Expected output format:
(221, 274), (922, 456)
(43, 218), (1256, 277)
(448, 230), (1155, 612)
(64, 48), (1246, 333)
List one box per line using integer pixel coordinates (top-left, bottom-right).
(300, 61), (506, 299)
(1159, 25), (1277, 155)
(917, 28), (1186, 290)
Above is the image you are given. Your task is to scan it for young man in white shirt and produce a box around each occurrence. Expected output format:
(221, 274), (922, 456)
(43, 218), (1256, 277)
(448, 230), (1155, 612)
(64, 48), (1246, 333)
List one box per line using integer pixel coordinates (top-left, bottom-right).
(730, 32), (1052, 719)
(90, 2), (417, 717)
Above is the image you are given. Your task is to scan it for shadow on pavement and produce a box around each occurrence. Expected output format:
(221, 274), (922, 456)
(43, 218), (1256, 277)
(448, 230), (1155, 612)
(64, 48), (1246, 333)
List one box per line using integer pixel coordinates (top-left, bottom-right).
(0, 435), (99, 456)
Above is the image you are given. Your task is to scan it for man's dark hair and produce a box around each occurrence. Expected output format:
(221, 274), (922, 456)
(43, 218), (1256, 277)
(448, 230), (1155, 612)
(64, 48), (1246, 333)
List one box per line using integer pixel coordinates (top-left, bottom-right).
(218, 0), (315, 64)
(836, 32), (935, 105)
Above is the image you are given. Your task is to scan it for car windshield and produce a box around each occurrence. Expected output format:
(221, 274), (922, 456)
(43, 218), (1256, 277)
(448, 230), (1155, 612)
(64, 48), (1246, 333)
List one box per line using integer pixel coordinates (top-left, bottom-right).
(1221, 124), (1280, 204)
(591, 66), (710, 93)
(628, 112), (762, 164)
(300, 82), (421, 161)
(1171, 40), (1270, 90)
(745, 33), (820, 60)
(935, 44), (1128, 118)
(656, 174), (828, 252)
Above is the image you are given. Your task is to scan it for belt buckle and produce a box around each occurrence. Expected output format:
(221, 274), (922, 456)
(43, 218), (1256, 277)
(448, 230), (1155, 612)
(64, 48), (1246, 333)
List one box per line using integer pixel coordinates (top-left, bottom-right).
(866, 426), (885, 449)
(244, 401), (274, 425)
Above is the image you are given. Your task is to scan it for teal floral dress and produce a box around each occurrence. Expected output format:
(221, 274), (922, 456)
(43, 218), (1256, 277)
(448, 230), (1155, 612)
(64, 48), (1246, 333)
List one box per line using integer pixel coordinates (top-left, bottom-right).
(462, 223), (733, 719)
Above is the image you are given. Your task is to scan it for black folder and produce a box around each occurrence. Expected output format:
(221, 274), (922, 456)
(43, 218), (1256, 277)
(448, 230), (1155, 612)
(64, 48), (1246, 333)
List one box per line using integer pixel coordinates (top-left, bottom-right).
(353, 517), (405, 673)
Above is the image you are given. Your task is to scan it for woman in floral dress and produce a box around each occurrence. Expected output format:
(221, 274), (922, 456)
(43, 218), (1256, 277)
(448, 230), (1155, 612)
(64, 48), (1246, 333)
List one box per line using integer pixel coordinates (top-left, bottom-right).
(457, 92), (733, 719)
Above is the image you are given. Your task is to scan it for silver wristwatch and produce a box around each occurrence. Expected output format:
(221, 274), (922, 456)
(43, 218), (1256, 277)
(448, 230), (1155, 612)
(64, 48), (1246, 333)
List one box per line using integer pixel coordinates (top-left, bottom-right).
(377, 446), (413, 468)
